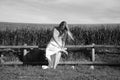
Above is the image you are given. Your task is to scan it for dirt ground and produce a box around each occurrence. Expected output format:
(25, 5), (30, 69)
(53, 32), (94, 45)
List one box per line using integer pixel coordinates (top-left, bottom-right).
(0, 65), (120, 80)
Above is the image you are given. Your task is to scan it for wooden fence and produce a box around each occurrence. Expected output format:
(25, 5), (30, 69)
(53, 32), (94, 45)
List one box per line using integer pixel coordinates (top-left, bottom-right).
(0, 43), (120, 67)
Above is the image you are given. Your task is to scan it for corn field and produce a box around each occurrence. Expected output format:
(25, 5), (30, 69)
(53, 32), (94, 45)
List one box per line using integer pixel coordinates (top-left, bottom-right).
(0, 22), (120, 46)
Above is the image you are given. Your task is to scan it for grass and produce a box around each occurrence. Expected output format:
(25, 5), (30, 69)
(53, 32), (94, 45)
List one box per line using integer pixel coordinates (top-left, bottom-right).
(0, 65), (120, 80)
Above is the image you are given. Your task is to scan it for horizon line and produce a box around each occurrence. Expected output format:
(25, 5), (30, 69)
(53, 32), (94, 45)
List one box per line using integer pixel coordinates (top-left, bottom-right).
(0, 21), (120, 25)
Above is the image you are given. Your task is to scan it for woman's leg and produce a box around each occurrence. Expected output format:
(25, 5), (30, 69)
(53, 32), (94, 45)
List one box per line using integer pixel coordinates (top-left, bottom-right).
(46, 54), (56, 69)
(46, 54), (52, 68)
(53, 52), (62, 69)
(50, 54), (56, 68)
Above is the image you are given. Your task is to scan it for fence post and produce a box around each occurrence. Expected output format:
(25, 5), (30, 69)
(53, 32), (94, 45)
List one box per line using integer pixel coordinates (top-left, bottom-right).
(90, 43), (95, 69)
(23, 44), (27, 56)
(23, 44), (28, 63)
(0, 54), (4, 64)
(92, 43), (95, 62)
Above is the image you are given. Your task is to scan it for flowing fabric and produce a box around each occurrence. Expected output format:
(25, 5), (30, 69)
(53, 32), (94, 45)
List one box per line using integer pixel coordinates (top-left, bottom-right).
(45, 28), (67, 69)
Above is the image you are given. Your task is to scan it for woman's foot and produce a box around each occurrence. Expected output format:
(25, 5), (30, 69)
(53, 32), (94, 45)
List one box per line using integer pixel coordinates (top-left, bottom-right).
(42, 65), (49, 69)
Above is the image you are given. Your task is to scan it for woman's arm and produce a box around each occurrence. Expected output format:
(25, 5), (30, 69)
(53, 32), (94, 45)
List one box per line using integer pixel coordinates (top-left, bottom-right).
(65, 24), (74, 40)
(67, 31), (74, 40)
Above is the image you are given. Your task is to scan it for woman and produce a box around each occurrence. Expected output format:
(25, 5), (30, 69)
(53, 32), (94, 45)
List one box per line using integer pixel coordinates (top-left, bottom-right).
(42, 21), (74, 69)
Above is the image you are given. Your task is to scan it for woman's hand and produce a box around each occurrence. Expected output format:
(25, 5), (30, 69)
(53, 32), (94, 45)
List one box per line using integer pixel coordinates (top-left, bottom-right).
(59, 47), (68, 55)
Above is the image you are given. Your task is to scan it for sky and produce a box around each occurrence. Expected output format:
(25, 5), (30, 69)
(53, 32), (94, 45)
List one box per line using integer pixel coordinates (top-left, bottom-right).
(0, 0), (120, 24)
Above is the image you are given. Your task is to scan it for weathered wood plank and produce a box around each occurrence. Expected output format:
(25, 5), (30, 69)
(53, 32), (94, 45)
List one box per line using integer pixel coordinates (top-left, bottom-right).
(1, 61), (120, 66)
(94, 45), (120, 48)
(0, 46), (38, 49)
(0, 45), (120, 49)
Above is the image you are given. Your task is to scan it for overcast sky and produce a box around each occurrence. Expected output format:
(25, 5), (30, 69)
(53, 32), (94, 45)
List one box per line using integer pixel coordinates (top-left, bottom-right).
(0, 0), (120, 24)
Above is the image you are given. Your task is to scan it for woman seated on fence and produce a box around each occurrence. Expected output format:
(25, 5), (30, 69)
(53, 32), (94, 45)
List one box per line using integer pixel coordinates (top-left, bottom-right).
(42, 21), (74, 69)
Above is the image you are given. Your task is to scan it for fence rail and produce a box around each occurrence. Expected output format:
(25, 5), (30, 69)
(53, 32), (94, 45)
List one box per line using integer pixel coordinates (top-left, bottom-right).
(0, 44), (120, 49)
(0, 44), (120, 67)
(1, 61), (120, 66)
(0, 45), (38, 49)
